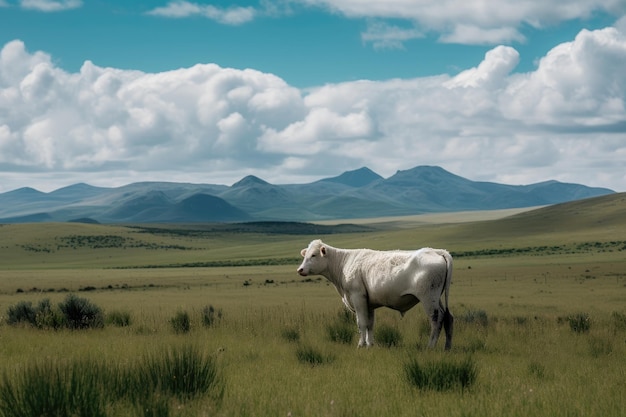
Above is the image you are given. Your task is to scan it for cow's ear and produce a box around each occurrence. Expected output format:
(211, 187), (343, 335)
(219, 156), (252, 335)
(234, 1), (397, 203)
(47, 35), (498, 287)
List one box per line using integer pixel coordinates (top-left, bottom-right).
(300, 248), (307, 257)
(320, 246), (327, 256)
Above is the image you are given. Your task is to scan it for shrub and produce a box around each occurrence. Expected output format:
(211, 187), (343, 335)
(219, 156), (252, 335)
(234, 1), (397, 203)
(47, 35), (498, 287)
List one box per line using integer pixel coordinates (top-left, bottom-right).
(170, 310), (191, 334)
(201, 305), (223, 328)
(34, 298), (64, 330)
(375, 324), (403, 348)
(326, 309), (355, 344)
(527, 361), (547, 379)
(6, 301), (36, 326)
(296, 346), (333, 367)
(567, 312), (591, 333)
(326, 322), (354, 344)
(336, 308), (354, 324)
(0, 359), (108, 417)
(588, 335), (613, 358)
(136, 345), (223, 402)
(404, 357), (477, 391)
(0, 346), (223, 417)
(461, 309), (489, 327)
(281, 327), (300, 343)
(106, 310), (132, 327)
(463, 337), (487, 354)
(58, 294), (104, 330)
(612, 311), (626, 331)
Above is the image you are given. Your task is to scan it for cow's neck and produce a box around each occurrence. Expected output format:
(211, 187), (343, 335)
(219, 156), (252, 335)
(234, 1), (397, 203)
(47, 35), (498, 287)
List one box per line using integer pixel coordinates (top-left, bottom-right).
(321, 245), (350, 288)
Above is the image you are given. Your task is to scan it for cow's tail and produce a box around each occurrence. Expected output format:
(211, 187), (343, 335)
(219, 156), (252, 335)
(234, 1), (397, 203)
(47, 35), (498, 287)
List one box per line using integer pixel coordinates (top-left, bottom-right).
(438, 249), (453, 313)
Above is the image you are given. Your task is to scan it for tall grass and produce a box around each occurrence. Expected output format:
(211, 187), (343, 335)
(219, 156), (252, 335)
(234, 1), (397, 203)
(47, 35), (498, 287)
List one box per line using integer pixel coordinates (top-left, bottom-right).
(0, 359), (109, 417)
(136, 345), (223, 402)
(170, 310), (191, 334)
(404, 357), (477, 391)
(0, 345), (223, 417)
(326, 309), (355, 344)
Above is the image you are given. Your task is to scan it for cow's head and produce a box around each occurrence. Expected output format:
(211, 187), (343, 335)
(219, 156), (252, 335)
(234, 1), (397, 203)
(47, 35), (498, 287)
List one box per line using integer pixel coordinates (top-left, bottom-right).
(297, 239), (327, 276)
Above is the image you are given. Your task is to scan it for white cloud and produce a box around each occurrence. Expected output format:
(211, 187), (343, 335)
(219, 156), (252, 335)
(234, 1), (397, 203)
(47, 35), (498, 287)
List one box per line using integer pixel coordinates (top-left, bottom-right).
(445, 45), (520, 88)
(501, 27), (626, 126)
(439, 24), (525, 45)
(361, 21), (424, 49)
(147, 1), (256, 25)
(20, 0), (82, 12)
(1, 25), (625, 192)
(300, 0), (626, 45)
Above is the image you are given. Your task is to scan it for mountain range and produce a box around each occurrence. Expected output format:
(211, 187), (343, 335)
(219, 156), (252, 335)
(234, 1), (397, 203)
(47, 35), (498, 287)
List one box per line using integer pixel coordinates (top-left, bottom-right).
(0, 166), (614, 224)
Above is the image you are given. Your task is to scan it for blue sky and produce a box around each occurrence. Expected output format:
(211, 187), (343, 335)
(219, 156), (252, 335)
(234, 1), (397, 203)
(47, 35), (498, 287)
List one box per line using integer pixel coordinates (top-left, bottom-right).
(1, 0), (625, 193)
(1, 1), (618, 85)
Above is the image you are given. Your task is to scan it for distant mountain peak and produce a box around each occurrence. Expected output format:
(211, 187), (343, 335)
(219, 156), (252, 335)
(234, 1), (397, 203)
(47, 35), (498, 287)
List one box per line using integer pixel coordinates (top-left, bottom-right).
(0, 164), (615, 223)
(232, 175), (270, 188)
(4, 187), (44, 196)
(319, 167), (383, 187)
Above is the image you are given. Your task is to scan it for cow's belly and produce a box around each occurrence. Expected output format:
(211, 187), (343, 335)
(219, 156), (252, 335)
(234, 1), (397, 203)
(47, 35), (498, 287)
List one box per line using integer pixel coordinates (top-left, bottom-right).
(371, 293), (419, 314)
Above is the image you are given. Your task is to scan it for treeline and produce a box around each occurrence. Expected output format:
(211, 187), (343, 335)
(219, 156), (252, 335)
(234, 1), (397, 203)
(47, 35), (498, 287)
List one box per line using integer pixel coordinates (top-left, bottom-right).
(452, 240), (626, 258)
(114, 257), (301, 269)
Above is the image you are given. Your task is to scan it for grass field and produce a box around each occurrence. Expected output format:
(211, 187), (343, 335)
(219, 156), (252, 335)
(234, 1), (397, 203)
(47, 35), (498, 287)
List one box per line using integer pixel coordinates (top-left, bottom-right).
(0, 194), (625, 416)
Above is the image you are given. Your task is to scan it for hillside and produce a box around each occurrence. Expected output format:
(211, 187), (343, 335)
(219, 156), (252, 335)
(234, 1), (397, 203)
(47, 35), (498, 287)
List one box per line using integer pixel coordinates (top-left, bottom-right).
(0, 165), (614, 224)
(0, 192), (624, 270)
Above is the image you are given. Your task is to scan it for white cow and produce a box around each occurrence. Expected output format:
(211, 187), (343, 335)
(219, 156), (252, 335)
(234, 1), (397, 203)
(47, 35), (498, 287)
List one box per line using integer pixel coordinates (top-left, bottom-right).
(297, 239), (454, 349)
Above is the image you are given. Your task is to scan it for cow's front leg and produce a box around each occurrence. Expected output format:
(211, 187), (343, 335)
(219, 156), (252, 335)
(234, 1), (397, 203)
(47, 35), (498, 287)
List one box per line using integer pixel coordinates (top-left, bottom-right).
(365, 308), (375, 347)
(351, 294), (371, 348)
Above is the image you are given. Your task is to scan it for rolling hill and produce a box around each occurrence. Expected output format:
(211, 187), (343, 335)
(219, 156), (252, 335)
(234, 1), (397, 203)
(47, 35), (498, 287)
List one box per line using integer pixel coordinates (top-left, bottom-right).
(0, 165), (615, 224)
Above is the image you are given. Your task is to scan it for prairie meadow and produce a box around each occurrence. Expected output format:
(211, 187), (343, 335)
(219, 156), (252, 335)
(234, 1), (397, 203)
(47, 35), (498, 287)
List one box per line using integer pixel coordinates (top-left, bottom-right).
(0, 195), (625, 416)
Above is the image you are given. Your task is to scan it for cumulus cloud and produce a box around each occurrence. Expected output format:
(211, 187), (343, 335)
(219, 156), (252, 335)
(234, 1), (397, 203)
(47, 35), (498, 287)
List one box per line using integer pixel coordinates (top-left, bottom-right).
(361, 21), (424, 49)
(147, 1), (256, 25)
(1, 24), (626, 192)
(19, 0), (82, 12)
(300, 0), (626, 45)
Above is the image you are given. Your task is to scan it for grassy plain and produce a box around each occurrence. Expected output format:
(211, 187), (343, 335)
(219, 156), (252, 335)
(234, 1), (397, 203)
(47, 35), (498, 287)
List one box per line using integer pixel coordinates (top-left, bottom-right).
(0, 193), (625, 416)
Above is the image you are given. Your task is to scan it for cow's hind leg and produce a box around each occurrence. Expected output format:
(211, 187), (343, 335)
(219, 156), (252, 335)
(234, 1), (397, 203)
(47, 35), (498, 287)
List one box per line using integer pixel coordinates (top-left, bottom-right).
(443, 307), (454, 350)
(424, 301), (445, 349)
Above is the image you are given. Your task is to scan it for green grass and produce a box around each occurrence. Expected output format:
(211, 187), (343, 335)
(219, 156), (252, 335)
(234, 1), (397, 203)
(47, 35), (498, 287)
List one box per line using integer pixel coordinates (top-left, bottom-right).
(0, 345), (222, 417)
(404, 356), (477, 391)
(0, 195), (625, 416)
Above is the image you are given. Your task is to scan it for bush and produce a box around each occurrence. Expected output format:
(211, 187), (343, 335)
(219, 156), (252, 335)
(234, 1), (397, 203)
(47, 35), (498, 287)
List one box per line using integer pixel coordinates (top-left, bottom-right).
(296, 346), (333, 367)
(461, 309), (489, 327)
(326, 322), (354, 344)
(326, 309), (355, 344)
(404, 357), (477, 391)
(58, 294), (104, 330)
(136, 345), (223, 402)
(527, 361), (547, 379)
(34, 298), (64, 329)
(170, 310), (191, 334)
(106, 310), (132, 327)
(567, 312), (591, 333)
(375, 324), (403, 348)
(281, 327), (300, 343)
(588, 335), (613, 358)
(0, 346), (224, 416)
(0, 359), (108, 417)
(612, 311), (626, 331)
(201, 305), (223, 328)
(6, 301), (36, 326)
(336, 308), (354, 324)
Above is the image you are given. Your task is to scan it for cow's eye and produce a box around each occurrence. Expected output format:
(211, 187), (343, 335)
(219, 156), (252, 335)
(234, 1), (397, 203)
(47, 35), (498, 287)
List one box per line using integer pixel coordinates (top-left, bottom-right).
(311, 254), (316, 258)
